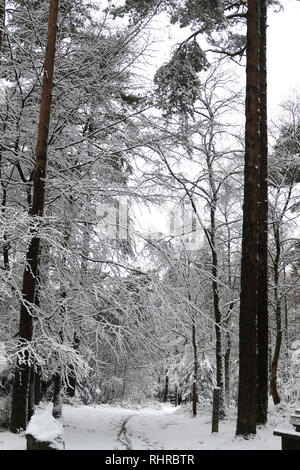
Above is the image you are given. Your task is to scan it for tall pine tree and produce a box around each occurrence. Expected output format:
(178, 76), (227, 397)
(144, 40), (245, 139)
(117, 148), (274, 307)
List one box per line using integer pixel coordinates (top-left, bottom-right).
(10, 0), (60, 433)
(236, 0), (261, 436)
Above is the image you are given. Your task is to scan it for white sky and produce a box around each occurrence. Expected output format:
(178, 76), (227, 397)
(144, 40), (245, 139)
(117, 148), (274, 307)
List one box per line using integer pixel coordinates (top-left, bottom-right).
(130, 0), (300, 239)
(108, 0), (300, 120)
(143, 0), (300, 120)
(267, 0), (300, 118)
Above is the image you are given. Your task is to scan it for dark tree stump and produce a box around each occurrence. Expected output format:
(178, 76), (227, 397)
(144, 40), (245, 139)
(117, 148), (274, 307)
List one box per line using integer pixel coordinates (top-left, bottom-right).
(26, 433), (65, 450)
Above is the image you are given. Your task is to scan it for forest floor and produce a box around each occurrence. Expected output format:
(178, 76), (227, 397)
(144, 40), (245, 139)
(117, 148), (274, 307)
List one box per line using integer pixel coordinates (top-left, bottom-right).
(0, 400), (296, 450)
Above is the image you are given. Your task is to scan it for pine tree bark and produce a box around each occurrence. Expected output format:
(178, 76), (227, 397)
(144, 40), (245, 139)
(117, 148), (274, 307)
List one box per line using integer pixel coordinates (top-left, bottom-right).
(236, 0), (261, 437)
(10, 0), (60, 432)
(256, 0), (269, 426)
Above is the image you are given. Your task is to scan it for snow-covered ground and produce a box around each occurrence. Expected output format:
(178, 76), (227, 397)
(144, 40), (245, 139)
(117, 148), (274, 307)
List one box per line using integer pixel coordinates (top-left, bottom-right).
(0, 401), (296, 450)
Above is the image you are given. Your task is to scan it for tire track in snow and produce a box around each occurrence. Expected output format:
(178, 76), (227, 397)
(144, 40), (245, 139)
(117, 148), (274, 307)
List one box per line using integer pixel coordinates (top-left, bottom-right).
(116, 416), (134, 450)
(123, 414), (165, 450)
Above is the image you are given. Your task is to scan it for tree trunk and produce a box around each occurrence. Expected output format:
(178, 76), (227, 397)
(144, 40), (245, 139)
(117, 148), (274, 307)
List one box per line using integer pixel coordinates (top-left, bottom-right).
(212, 254), (225, 418)
(163, 372), (169, 402)
(270, 324), (282, 405)
(270, 223), (282, 405)
(0, 1), (4, 61)
(236, 0), (261, 437)
(224, 330), (231, 408)
(256, 0), (269, 427)
(0, 2), (9, 271)
(52, 374), (62, 419)
(10, 0), (60, 433)
(206, 154), (225, 419)
(28, 367), (35, 422)
(282, 270), (290, 386)
(212, 387), (220, 433)
(192, 317), (198, 417)
(121, 364), (127, 400)
(1, 189), (9, 270)
(34, 368), (41, 406)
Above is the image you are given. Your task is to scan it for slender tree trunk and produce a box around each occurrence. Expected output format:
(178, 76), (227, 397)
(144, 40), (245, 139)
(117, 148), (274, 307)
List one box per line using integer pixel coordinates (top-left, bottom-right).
(0, 1), (4, 60)
(206, 154), (225, 418)
(270, 311), (282, 405)
(256, 0), (269, 426)
(121, 364), (127, 400)
(213, 287), (225, 418)
(224, 329), (231, 408)
(192, 316), (198, 416)
(163, 372), (169, 402)
(282, 268), (290, 386)
(283, 269), (288, 352)
(34, 368), (41, 406)
(0, 2), (9, 271)
(10, 0), (60, 432)
(224, 212), (234, 410)
(28, 366), (35, 422)
(157, 376), (161, 401)
(236, 0), (261, 437)
(270, 223), (282, 405)
(1, 189), (9, 269)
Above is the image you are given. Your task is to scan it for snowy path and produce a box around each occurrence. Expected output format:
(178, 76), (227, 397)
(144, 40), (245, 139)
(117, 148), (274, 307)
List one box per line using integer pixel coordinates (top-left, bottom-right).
(60, 403), (288, 450)
(61, 405), (135, 450)
(0, 402), (292, 450)
(60, 403), (178, 450)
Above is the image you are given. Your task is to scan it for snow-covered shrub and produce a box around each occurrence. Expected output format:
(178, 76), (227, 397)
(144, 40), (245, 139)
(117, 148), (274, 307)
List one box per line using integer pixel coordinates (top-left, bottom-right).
(26, 411), (65, 450)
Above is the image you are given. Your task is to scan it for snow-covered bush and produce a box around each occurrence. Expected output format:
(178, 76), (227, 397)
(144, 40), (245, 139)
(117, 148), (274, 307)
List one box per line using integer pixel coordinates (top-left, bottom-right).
(26, 411), (65, 450)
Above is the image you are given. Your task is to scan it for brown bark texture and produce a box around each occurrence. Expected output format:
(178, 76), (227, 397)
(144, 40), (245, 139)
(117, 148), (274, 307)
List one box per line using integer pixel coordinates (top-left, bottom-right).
(236, 0), (261, 436)
(256, 0), (269, 426)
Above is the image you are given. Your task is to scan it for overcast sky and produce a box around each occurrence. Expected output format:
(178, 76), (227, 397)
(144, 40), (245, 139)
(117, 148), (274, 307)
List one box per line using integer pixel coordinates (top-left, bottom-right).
(267, 0), (300, 118)
(131, 0), (300, 240)
(145, 0), (300, 120)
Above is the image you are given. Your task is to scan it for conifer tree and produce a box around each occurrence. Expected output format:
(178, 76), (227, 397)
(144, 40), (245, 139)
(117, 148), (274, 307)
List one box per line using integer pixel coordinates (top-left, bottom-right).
(10, 0), (60, 432)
